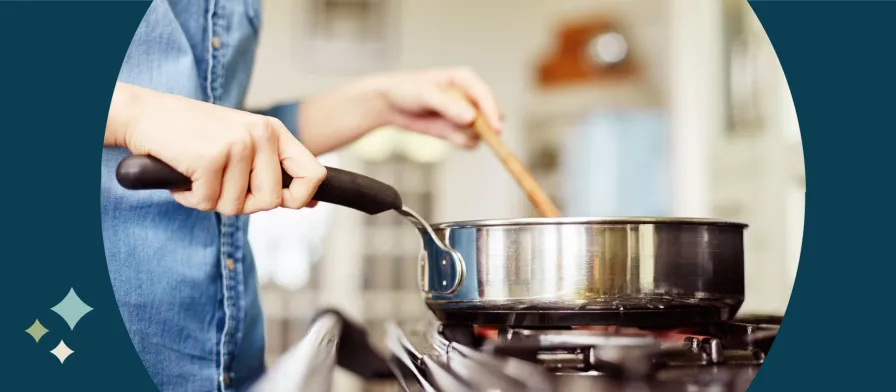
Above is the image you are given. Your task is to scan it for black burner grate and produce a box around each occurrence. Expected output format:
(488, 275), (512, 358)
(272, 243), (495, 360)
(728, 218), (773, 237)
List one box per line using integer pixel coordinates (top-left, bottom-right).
(382, 317), (780, 392)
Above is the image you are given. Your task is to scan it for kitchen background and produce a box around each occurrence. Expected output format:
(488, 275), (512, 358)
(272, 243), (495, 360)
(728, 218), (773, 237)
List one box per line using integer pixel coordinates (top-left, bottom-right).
(242, 0), (804, 391)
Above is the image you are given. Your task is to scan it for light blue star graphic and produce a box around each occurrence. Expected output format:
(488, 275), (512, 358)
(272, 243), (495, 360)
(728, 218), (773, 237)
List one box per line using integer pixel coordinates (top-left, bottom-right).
(50, 288), (93, 330)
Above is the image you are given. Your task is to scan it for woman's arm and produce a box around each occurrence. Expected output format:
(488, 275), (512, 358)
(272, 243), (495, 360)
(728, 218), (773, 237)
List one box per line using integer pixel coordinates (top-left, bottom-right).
(105, 82), (143, 147)
(103, 82), (326, 215)
(296, 69), (503, 157)
(298, 77), (389, 156)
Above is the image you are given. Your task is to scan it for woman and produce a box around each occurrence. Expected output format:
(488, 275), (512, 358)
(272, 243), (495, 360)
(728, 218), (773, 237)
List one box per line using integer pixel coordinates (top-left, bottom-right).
(101, 1), (503, 391)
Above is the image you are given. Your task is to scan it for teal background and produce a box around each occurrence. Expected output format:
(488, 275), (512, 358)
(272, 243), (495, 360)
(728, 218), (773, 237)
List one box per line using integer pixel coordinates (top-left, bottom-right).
(748, 0), (895, 390)
(0, 0), (894, 391)
(0, 1), (156, 390)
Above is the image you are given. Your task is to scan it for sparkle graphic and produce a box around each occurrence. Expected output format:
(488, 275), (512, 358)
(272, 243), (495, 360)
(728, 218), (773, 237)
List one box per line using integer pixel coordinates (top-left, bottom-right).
(50, 340), (74, 364)
(25, 319), (49, 343)
(50, 288), (93, 330)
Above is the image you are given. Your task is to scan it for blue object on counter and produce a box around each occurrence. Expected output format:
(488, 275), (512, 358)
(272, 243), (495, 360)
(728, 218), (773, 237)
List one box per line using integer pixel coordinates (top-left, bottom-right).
(561, 109), (671, 217)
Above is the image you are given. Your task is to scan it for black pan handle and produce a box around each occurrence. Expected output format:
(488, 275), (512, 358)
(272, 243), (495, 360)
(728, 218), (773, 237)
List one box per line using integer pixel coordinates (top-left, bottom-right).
(115, 155), (402, 215)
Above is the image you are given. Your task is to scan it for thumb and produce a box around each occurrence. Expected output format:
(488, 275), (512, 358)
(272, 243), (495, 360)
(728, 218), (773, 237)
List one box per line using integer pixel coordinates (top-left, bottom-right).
(278, 130), (327, 210)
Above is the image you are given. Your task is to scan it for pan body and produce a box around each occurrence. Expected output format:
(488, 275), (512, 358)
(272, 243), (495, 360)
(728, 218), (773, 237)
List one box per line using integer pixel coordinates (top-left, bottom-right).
(419, 218), (747, 327)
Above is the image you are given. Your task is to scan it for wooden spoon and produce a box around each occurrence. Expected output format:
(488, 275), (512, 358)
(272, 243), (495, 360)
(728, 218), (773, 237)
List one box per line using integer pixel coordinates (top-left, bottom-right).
(449, 90), (562, 218)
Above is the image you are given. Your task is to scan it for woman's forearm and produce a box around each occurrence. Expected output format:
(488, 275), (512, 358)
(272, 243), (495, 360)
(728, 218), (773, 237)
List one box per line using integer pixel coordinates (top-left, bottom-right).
(298, 77), (389, 156)
(105, 82), (143, 148)
(108, 80), (381, 155)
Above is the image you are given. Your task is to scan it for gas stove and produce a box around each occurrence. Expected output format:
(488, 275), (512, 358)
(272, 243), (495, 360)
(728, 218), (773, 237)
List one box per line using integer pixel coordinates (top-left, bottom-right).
(251, 310), (780, 392)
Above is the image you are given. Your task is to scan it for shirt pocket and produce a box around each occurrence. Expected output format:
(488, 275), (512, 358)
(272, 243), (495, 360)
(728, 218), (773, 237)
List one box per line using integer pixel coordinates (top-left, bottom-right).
(245, 0), (262, 34)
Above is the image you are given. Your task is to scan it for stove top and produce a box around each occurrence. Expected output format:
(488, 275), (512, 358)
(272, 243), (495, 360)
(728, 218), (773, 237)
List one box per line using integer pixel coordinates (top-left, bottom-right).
(252, 311), (780, 392)
(387, 316), (779, 392)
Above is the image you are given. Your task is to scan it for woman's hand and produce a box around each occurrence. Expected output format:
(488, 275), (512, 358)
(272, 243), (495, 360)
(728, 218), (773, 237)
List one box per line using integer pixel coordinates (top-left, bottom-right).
(372, 67), (504, 147)
(299, 67), (503, 155)
(106, 83), (326, 216)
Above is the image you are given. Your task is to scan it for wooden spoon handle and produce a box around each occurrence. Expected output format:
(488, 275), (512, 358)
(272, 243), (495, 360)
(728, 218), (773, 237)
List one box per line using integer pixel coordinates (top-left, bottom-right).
(450, 90), (562, 218)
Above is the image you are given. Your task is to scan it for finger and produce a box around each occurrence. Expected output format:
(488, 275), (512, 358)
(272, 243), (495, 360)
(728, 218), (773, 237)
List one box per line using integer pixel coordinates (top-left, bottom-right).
(275, 124), (326, 209)
(306, 200), (319, 209)
(215, 138), (254, 216)
(181, 163), (225, 212)
(444, 68), (503, 132)
(170, 190), (195, 209)
(243, 119), (283, 214)
(394, 115), (478, 149)
(417, 85), (477, 127)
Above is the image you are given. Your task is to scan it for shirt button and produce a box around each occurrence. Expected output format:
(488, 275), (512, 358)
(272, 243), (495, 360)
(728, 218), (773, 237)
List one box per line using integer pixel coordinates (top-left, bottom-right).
(226, 258), (235, 271)
(211, 36), (222, 49)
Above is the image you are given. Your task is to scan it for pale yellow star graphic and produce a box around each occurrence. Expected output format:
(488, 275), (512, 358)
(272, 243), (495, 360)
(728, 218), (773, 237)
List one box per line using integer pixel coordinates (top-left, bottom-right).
(25, 319), (49, 343)
(50, 340), (74, 364)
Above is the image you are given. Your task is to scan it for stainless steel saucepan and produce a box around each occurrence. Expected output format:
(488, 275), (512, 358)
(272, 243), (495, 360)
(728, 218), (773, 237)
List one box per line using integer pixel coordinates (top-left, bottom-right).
(116, 155), (747, 327)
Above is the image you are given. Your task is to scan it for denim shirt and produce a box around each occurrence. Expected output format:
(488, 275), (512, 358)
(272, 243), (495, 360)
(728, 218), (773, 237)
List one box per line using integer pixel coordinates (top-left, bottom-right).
(100, 1), (295, 391)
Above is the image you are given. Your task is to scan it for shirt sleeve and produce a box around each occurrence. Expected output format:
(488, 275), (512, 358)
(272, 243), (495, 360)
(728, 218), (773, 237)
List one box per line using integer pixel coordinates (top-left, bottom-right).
(254, 101), (301, 139)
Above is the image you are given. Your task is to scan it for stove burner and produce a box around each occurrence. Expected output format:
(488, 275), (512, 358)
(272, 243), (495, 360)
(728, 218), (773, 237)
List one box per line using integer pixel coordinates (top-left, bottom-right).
(271, 310), (781, 392)
(382, 317), (778, 392)
(282, 311), (783, 392)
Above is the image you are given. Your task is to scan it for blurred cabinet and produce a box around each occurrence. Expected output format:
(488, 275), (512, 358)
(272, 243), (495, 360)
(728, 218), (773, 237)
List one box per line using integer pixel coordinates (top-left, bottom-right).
(299, 0), (399, 73)
(358, 156), (436, 392)
(361, 157), (433, 298)
(560, 109), (671, 218)
(260, 284), (321, 365)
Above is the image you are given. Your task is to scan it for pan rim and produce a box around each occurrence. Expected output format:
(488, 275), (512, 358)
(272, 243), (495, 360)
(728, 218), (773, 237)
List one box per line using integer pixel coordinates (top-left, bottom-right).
(430, 216), (749, 229)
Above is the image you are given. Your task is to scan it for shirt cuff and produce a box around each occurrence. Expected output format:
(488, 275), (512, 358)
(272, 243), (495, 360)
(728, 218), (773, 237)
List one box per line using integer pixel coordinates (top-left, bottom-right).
(255, 101), (300, 139)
